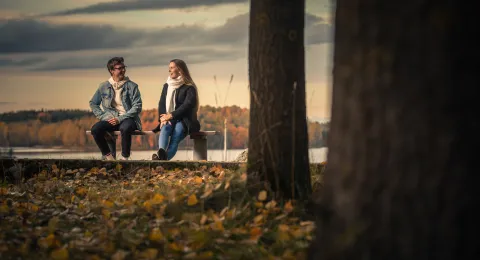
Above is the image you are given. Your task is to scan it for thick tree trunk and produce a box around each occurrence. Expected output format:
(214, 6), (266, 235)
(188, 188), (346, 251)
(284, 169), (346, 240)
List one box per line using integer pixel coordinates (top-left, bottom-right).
(248, 0), (311, 200)
(309, 1), (480, 259)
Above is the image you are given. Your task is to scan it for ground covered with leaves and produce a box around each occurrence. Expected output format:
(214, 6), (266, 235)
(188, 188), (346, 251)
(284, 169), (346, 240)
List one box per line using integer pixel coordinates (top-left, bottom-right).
(0, 164), (319, 259)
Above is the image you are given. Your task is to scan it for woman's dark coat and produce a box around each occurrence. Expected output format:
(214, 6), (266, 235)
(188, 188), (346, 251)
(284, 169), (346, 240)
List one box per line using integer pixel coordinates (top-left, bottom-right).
(152, 83), (200, 134)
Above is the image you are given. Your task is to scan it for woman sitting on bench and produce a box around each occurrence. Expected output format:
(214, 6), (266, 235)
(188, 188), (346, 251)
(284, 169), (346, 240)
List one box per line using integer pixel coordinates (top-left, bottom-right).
(151, 59), (201, 160)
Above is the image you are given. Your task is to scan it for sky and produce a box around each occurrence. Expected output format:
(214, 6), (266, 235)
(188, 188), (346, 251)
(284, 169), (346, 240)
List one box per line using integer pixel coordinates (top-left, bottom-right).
(0, 0), (334, 121)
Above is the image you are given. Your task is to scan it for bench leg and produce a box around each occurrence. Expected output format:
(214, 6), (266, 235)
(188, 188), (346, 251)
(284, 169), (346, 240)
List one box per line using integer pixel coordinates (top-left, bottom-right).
(193, 137), (207, 161)
(105, 133), (117, 159)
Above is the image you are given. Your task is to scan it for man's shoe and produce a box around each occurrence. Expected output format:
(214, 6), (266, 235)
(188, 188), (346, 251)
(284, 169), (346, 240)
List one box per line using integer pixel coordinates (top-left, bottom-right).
(152, 153), (159, 160)
(119, 156), (130, 160)
(104, 154), (115, 161)
(157, 148), (167, 160)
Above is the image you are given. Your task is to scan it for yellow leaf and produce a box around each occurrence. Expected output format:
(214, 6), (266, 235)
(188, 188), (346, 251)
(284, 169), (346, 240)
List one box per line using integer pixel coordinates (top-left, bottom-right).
(194, 176), (203, 184)
(291, 228), (304, 239)
(250, 227), (262, 241)
(141, 248), (158, 260)
(115, 163), (123, 172)
(277, 224), (290, 241)
(0, 188), (7, 195)
(102, 200), (114, 208)
(0, 204), (8, 213)
(151, 194), (165, 204)
(278, 224), (289, 232)
(169, 242), (183, 252)
(48, 217), (59, 234)
(284, 200), (294, 213)
(149, 228), (164, 242)
(102, 209), (111, 219)
(89, 255), (102, 260)
(211, 221), (224, 232)
(45, 234), (56, 248)
(143, 200), (152, 212)
(28, 203), (39, 212)
(50, 248), (69, 260)
(258, 190), (267, 201)
(187, 194), (198, 206)
(224, 181), (230, 190)
(265, 200), (277, 210)
(76, 188), (87, 197)
(197, 251), (214, 259)
(254, 214), (264, 224)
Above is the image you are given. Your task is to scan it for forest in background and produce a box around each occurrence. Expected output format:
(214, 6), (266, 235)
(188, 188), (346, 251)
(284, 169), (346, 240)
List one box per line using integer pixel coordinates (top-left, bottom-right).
(0, 106), (329, 150)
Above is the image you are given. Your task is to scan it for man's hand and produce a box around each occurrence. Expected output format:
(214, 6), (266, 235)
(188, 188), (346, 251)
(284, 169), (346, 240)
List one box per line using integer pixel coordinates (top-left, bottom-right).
(108, 118), (119, 126)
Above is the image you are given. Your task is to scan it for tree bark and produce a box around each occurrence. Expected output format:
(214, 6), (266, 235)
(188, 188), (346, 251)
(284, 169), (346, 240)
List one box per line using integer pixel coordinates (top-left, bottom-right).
(248, 0), (311, 200)
(309, 0), (480, 259)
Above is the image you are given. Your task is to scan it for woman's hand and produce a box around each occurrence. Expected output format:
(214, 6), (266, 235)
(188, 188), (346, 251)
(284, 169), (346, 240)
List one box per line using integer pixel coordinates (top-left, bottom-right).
(160, 113), (173, 122)
(159, 113), (173, 127)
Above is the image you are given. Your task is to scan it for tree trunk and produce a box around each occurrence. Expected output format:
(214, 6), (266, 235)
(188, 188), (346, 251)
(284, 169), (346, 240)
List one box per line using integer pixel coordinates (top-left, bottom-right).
(248, 0), (311, 200)
(309, 0), (480, 259)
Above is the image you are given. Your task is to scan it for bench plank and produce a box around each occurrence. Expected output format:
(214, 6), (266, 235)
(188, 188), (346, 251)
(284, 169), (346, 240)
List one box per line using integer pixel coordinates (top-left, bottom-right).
(85, 130), (220, 137)
(85, 130), (220, 161)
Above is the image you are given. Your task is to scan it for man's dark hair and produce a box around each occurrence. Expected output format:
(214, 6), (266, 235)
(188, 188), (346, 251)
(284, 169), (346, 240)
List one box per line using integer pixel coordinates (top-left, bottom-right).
(107, 57), (124, 75)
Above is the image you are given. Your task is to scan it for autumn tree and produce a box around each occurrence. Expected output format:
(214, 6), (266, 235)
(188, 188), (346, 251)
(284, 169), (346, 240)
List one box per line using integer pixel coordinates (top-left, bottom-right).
(248, 0), (311, 200)
(309, 1), (480, 259)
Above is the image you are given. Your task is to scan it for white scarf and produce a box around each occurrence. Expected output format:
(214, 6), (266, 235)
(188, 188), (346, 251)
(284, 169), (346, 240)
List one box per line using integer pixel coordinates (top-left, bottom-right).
(165, 76), (184, 113)
(108, 76), (129, 115)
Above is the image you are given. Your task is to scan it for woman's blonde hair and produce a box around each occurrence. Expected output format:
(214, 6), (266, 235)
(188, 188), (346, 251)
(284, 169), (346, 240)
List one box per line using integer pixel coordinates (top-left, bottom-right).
(170, 59), (199, 113)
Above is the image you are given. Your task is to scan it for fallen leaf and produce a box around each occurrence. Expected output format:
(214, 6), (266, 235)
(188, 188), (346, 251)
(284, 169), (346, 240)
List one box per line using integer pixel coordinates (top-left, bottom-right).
(258, 190), (267, 201)
(187, 194), (198, 206)
(151, 193), (165, 204)
(149, 228), (164, 243)
(250, 227), (262, 241)
(200, 214), (208, 225)
(284, 200), (294, 213)
(194, 176), (203, 184)
(50, 248), (69, 260)
(253, 214), (264, 224)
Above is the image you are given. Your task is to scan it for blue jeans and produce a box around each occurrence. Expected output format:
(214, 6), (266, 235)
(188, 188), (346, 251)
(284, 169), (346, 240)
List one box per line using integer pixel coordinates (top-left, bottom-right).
(158, 120), (186, 160)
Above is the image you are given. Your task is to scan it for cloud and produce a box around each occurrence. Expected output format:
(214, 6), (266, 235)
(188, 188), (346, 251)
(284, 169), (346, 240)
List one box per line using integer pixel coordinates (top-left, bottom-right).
(0, 12), (331, 70)
(306, 23), (332, 45)
(0, 13), (331, 54)
(0, 57), (47, 67)
(45, 0), (247, 16)
(33, 46), (245, 71)
(0, 19), (140, 53)
(0, 102), (16, 106)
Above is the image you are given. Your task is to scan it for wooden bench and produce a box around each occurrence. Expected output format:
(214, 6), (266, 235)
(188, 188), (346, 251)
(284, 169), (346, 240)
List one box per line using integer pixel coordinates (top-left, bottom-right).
(86, 130), (220, 160)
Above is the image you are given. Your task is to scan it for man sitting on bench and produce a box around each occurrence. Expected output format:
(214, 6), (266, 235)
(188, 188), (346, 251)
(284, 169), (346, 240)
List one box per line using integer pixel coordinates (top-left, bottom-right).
(89, 57), (143, 160)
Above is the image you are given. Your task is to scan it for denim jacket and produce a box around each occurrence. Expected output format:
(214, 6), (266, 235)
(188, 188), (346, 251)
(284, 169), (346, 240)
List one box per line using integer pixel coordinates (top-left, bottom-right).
(89, 80), (143, 130)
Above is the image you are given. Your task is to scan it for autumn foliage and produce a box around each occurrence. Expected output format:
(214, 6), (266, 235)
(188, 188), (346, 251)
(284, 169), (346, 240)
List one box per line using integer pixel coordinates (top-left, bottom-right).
(0, 106), (328, 150)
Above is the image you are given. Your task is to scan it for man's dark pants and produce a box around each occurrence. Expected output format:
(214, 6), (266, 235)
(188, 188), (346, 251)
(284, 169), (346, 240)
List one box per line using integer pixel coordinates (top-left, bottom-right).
(91, 118), (137, 158)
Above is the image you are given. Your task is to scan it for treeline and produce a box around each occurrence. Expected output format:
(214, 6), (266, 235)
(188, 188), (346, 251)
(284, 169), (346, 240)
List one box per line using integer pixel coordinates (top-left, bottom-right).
(0, 106), (329, 150)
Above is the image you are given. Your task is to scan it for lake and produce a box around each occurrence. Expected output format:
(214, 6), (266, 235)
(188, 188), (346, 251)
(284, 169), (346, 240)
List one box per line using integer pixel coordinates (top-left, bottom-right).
(7, 147), (328, 163)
